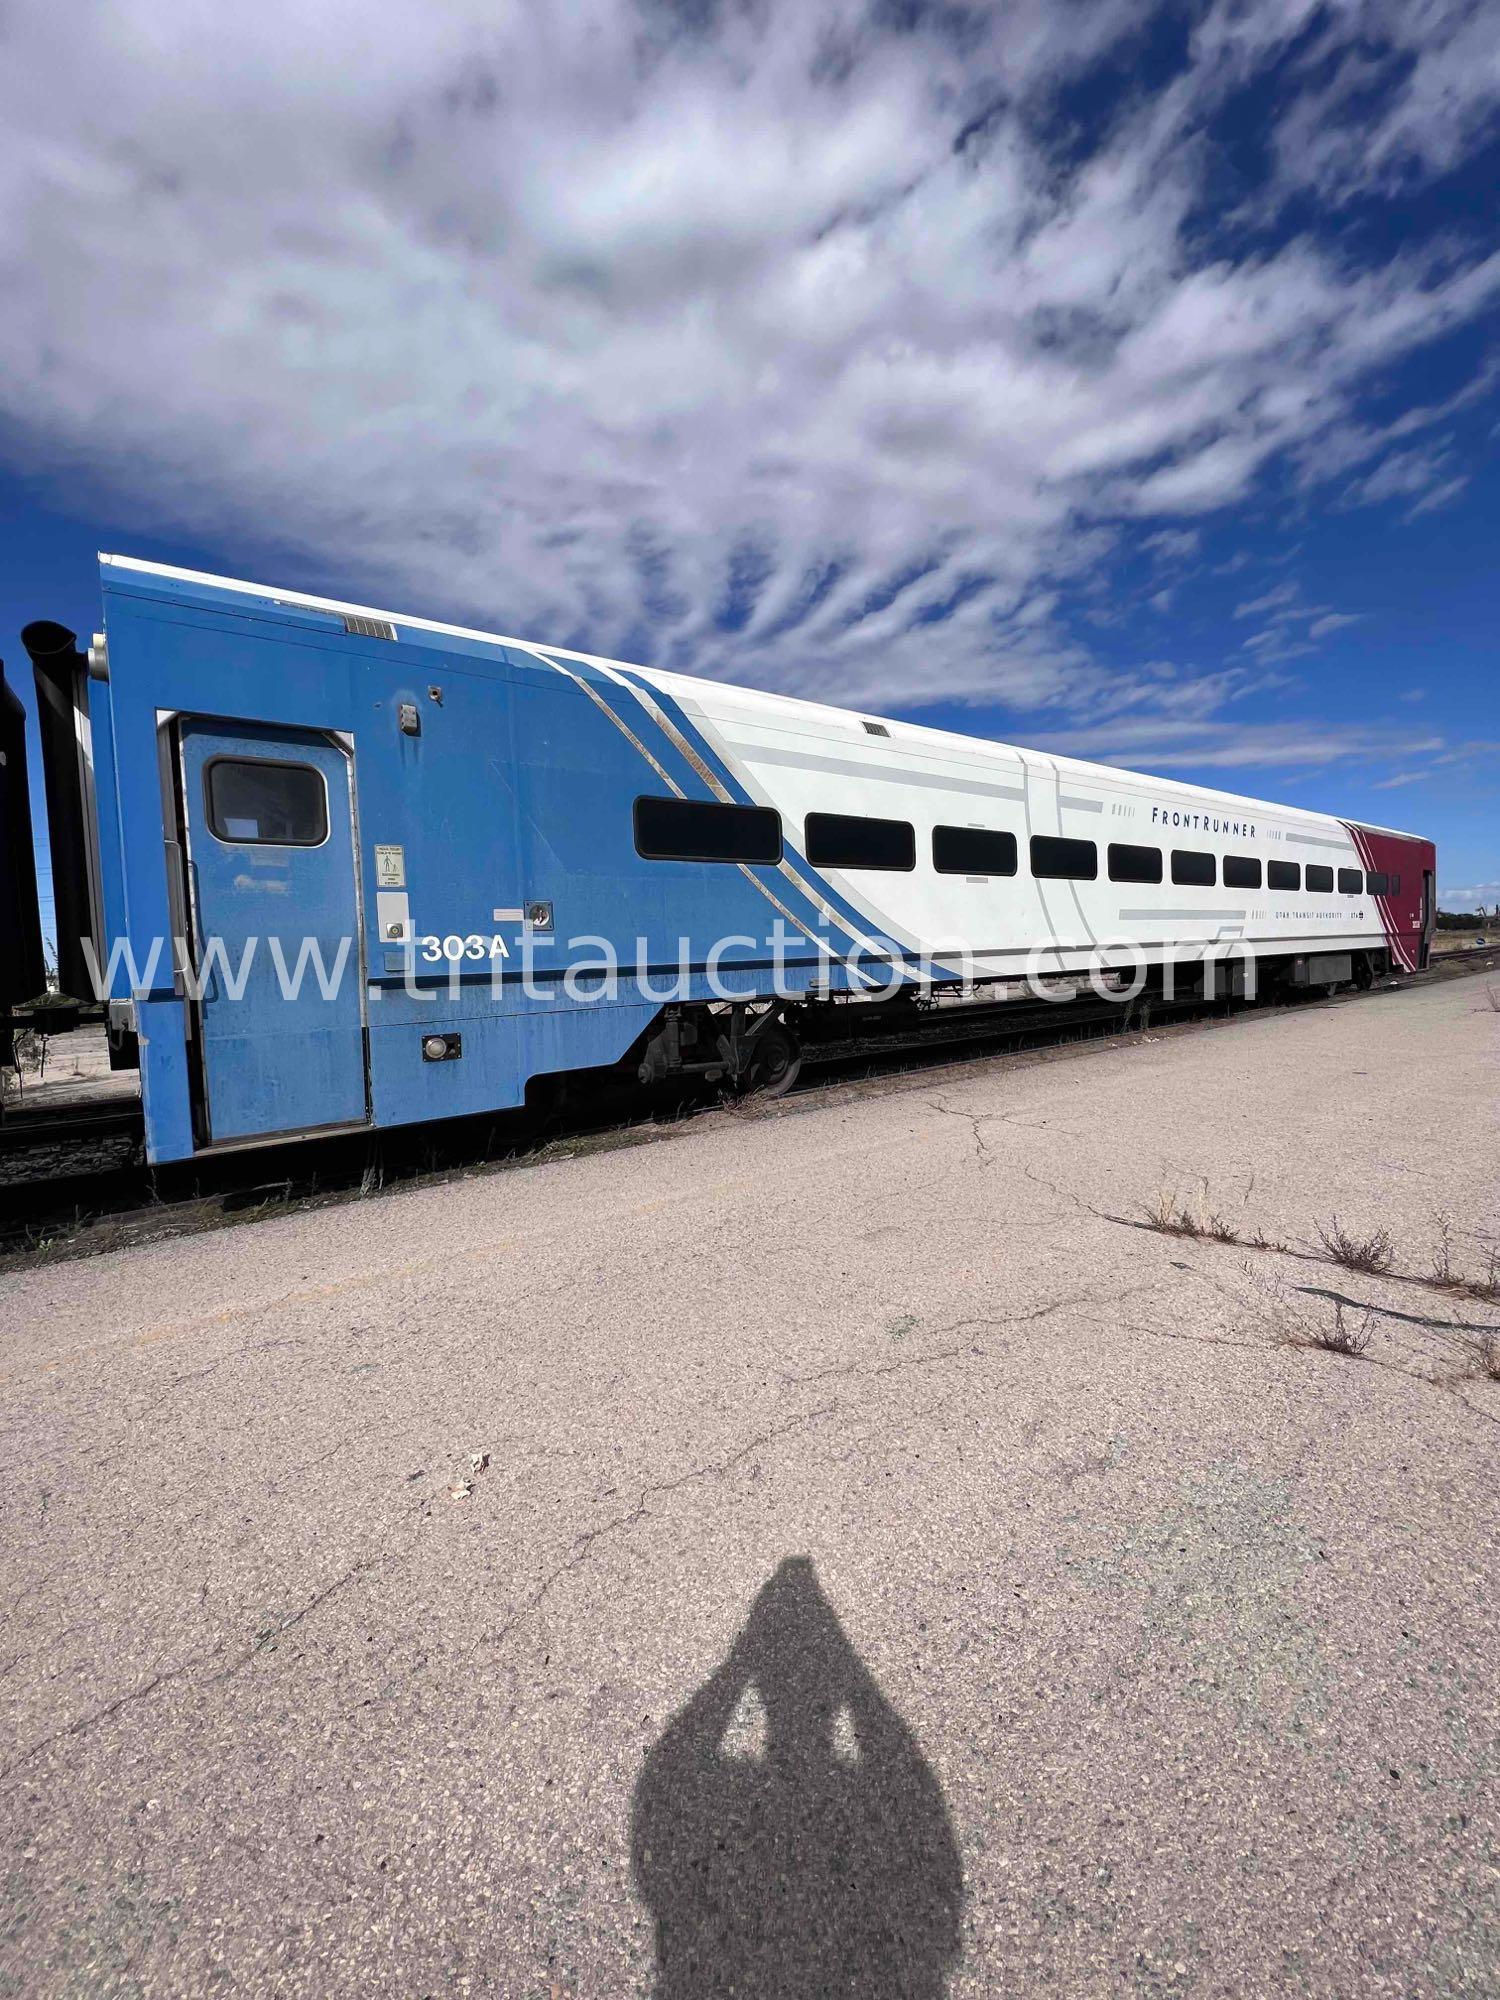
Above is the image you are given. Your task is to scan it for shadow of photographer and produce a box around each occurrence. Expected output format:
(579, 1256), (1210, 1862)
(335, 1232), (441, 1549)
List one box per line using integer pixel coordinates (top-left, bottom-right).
(631, 1556), (963, 1997)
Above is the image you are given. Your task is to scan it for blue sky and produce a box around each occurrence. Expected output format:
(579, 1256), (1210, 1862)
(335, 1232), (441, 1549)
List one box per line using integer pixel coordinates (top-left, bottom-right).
(2, 0), (1497, 937)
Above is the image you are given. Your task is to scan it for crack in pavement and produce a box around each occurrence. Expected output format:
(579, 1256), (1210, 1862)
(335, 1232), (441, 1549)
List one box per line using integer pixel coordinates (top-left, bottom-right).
(780, 1330), (990, 1389)
(925, 1098), (994, 1167)
(778, 1288), (1169, 1390)
(1098, 1206), (1500, 1314)
(0, 1642), (231, 1790)
(1294, 1284), (1500, 1339)
(0, 1493), (439, 1787)
(1120, 1320), (1270, 1355)
(481, 1400), (843, 1660)
(1019, 1161), (1109, 1218)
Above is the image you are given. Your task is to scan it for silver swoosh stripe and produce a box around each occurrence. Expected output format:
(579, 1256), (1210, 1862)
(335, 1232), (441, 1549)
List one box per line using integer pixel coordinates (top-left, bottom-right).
(599, 669), (907, 963)
(540, 653), (842, 957)
(535, 651), (684, 797)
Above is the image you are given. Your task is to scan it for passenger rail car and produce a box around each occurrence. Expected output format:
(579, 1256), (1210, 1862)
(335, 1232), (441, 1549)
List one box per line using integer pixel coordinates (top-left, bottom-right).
(5, 557), (1436, 1163)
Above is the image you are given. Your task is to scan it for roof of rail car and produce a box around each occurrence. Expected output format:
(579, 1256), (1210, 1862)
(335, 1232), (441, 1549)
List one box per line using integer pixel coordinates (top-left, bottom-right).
(100, 553), (1425, 843)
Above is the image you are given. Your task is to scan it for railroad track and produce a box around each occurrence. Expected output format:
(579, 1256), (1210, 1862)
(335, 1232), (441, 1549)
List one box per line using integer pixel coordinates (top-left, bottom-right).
(8, 958), (1483, 1262)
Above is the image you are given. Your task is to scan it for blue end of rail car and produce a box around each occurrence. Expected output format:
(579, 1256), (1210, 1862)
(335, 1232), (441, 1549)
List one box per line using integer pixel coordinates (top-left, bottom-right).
(92, 559), (847, 1161)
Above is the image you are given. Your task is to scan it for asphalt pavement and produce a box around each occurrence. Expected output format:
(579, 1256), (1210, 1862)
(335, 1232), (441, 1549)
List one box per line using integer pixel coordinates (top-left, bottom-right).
(2, 973), (1497, 1998)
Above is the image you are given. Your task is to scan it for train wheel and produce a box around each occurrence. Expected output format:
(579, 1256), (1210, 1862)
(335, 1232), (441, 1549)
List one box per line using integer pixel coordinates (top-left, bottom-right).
(750, 1024), (803, 1098)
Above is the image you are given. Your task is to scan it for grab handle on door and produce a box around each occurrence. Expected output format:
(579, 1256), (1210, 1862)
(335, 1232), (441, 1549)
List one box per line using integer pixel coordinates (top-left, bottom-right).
(163, 837), (190, 999)
(186, 858), (217, 1006)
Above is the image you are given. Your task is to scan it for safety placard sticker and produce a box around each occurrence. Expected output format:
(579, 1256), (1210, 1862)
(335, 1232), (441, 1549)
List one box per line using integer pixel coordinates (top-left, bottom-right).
(374, 844), (406, 888)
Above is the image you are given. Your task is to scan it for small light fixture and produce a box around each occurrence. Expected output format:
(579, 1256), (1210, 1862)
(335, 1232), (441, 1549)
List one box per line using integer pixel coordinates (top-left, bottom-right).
(398, 702), (421, 736)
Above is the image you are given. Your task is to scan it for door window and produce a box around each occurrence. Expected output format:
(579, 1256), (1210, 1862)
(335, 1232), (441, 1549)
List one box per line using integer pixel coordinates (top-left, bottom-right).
(205, 758), (329, 846)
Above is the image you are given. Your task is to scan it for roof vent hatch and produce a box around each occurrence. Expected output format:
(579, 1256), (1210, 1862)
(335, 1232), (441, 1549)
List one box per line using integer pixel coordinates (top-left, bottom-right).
(344, 614), (397, 641)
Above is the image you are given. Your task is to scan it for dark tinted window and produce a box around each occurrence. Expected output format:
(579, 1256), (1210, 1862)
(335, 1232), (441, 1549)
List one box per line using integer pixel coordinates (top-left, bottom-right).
(1171, 849), (1216, 887)
(633, 795), (781, 863)
(806, 811), (915, 871)
(933, 825), (1017, 876)
(205, 759), (328, 846)
(1366, 870), (1390, 895)
(1306, 864), (1334, 893)
(1268, 860), (1300, 890)
(1030, 835), (1097, 880)
(1338, 867), (1363, 894)
(1108, 842), (1162, 884)
(1223, 855), (1262, 889)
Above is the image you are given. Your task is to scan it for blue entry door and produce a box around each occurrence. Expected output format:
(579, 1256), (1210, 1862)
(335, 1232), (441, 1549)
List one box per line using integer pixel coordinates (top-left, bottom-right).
(179, 721), (368, 1144)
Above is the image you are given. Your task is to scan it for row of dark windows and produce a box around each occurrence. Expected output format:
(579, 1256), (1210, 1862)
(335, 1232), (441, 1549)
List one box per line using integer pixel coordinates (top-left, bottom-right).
(1094, 844), (1393, 895)
(632, 797), (1396, 895)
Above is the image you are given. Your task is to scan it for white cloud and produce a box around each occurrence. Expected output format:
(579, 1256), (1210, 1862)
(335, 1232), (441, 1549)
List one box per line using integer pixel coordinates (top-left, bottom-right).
(1341, 443), (1471, 517)
(1365, 736), (1500, 799)
(1405, 475), (1470, 518)
(0, 0), (1495, 725)
(1143, 528), (1202, 562)
(1032, 718), (1444, 772)
(1230, 580), (1363, 656)
(1243, 634), (1319, 664)
(1269, 0), (1500, 201)
(1440, 881), (1500, 912)
(1235, 581), (1301, 619)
